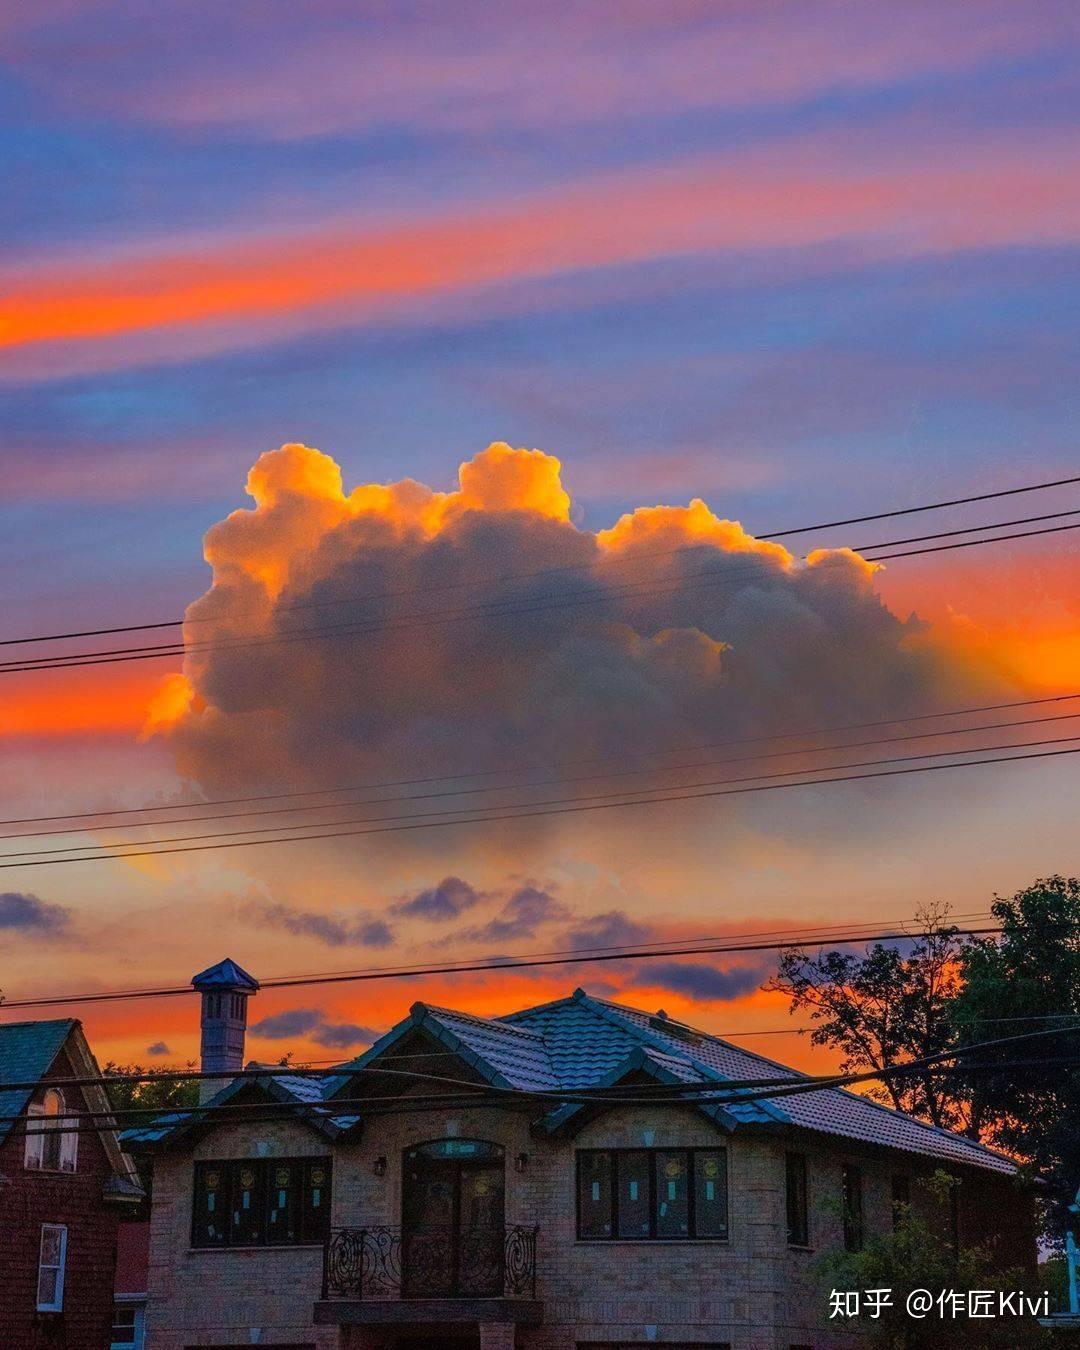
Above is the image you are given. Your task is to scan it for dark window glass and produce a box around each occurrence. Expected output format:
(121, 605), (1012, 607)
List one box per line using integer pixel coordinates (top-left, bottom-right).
(785, 1152), (809, 1246)
(302, 1158), (332, 1243)
(891, 1174), (910, 1230)
(616, 1151), (651, 1238)
(192, 1158), (331, 1248)
(578, 1152), (613, 1238)
(576, 1149), (728, 1240)
(694, 1150), (728, 1238)
(266, 1160), (298, 1245)
(191, 1162), (227, 1247)
(229, 1161), (265, 1245)
(654, 1150), (690, 1237)
(842, 1165), (863, 1252)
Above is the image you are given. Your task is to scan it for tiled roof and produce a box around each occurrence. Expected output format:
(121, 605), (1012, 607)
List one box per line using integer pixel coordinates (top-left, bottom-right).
(0, 1019), (75, 1142)
(504, 991), (1016, 1174)
(191, 958), (259, 990)
(132, 989), (1017, 1175)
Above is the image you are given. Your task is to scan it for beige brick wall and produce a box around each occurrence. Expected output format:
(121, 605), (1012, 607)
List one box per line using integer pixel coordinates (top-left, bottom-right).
(144, 1103), (1021, 1350)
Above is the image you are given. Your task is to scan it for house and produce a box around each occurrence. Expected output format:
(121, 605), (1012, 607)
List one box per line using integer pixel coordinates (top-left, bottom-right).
(0, 1018), (144, 1350)
(129, 959), (1036, 1350)
(112, 1219), (150, 1350)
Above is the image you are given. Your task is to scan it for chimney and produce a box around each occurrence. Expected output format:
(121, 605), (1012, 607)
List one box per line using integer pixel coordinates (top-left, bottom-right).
(191, 958), (260, 1104)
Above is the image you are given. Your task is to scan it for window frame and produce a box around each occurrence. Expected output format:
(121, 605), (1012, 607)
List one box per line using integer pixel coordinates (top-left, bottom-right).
(25, 1087), (78, 1173)
(109, 1300), (144, 1350)
(785, 1150), (810, 1248)
(575, 1147), (729, 1242)
(36, 1222), (68, 1312)
(190, 1156), (332, 1250)
(841, 1163), (864, 1252)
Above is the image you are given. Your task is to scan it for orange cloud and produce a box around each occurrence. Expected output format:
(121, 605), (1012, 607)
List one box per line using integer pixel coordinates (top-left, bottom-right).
(3, 141), (1078, 366)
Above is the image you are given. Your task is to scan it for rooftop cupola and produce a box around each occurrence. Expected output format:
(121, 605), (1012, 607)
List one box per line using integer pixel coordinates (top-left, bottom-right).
(191, 958), (259, 1104)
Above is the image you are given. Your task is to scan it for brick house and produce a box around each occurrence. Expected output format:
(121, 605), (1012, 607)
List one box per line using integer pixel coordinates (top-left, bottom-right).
(129, 961), (1035, 1350)
(0, 1018), (144, 1350)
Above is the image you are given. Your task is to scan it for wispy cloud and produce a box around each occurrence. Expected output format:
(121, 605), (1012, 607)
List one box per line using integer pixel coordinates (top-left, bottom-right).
(249, 1006), (379, 1050)
(5, 131), (1078, 381)
(632, 961), (769, 1003)
(244, 899), (394, 949)
(460, 885), (569, 944)
(0, 891), (70, 936)
(392, 876), (485, 922)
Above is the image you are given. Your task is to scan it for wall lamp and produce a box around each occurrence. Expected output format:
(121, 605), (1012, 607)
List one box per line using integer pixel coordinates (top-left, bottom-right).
(514, 1152), (529, 1173)
(372, 1156), (388, 1178)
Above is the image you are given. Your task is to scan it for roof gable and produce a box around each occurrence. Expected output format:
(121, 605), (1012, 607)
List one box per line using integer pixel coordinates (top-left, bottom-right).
(0, 1018), (142, 1189)
(0, 1019), (77, 1141)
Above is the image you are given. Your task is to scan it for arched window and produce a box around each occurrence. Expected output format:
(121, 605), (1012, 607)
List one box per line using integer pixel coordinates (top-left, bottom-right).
(25, 1088), (78, 1173)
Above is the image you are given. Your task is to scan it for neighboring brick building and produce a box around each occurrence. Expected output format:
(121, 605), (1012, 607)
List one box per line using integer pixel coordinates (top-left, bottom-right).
(128, 961), (1036, 1350)
(0, 1019), (144, 1350)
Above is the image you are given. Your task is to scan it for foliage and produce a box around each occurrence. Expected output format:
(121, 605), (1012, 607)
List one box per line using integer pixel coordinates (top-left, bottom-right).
(767, 903), (972, 1131)
(102, 1060), (200, 1116)
(769, 876), (1080, 1235)
(823, 1173), (1048, 1348)
(952, 875), (1080, 1229)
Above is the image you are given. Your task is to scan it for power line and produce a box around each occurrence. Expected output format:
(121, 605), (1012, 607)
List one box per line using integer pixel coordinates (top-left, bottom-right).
(4, 735), (1077, 866)
(6, 710), (1076, 846)
(13, 1024), (1080, 1136)
(5, 472), (1077, 651)
(7, 910), (977, 1013)
(4, 691), (1074, 832)
(0, 917), (1041, 1011)
(4, 517), (1079, 676)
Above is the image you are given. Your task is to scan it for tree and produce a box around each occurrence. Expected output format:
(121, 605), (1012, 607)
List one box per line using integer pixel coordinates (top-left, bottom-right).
(102, 1061), (200, 1117)
(766, 905), (975, 1133)
(769, 876), (1080, 1236)
(824, 1172), (1048, 1348)
(952, 875), (1080, 1228)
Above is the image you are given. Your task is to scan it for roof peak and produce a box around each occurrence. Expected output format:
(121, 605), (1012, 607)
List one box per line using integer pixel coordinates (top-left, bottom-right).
(191, 957), (259, 991)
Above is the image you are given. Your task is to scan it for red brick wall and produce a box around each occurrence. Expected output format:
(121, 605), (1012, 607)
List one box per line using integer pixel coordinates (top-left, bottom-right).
(0, 1044), (122, 1350)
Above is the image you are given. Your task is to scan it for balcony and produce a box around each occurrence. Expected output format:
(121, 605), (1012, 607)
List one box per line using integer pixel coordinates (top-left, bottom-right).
(315, 1225), (543, 1328)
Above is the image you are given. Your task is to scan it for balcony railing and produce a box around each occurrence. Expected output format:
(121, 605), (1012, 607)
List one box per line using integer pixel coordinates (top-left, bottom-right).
(322, 1224), (538, 1301)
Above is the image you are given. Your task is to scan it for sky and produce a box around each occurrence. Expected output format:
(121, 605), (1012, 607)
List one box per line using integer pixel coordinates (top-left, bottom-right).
(1, 0), (1078, 1073)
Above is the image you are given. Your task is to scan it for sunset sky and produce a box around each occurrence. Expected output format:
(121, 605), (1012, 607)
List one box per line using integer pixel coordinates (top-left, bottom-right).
(2, 1), (1078, 1072)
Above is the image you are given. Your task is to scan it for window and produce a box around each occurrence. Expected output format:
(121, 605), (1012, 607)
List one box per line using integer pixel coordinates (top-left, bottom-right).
(191, 1158), (331, 1248)
(37, 1223), (67, 1312)
(891, 1174), (910, 1229)
(785, 1151), (809, 1246)
(576, 1149), (728, 1240)
(842, 1164), (863, 1252)
(110, 1302), (145, 1350)
(25, 1088), (78, 1173)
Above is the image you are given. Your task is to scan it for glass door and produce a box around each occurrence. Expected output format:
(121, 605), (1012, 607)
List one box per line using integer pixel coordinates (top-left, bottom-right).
(402, 1140), (505, 1297)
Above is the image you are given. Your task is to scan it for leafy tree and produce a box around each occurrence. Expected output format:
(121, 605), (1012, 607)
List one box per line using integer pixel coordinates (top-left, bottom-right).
(952, 875), (1080, 1227)
(823, 1173), (1048, 1348)
(769, 877), (1080, 1235)
(102, 1060), (200, 1117)
(766, 904), (975, 1132)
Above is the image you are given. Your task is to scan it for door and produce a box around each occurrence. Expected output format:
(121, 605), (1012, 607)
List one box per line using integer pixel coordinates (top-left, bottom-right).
(401, 1140), (505, 1297)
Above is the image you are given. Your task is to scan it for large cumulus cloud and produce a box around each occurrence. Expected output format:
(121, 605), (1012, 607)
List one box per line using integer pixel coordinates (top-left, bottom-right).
(159, 441), (970, 856)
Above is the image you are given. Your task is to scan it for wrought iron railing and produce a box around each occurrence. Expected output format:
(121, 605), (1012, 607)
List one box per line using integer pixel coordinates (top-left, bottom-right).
(322, 1224), (538, 1300)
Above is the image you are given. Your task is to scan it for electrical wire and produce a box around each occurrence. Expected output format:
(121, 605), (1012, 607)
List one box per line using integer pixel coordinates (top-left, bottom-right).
(3, 735), (1077, 866)
(4, 517), (1079, 676)
(0, 915), (1051, 1011)
(5, 710), (1076, 847)
(5, 472), (1077, 650)
(4, 691), (1075, 833)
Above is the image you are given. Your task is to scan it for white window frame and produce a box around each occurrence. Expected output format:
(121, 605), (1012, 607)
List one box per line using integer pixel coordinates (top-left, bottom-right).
(36, 1223), (68, 1312)
(110, 1297), (146, 1350)
(24, 1088), (78, 1173)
